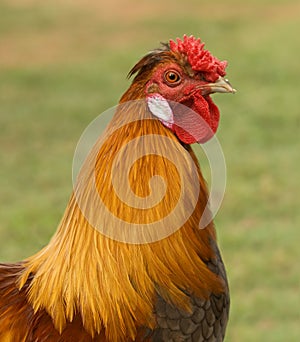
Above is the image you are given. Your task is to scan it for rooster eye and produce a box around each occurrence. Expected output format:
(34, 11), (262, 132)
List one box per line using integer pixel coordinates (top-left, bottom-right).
(164, 70), (181, 85)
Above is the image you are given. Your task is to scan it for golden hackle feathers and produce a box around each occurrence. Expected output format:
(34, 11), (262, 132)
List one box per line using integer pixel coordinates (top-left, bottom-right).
(16, 99), (226, 341)
(0, 45), (228, 341)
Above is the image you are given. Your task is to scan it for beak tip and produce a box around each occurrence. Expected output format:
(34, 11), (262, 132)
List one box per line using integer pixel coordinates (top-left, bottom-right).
(210, 77), (236, 94)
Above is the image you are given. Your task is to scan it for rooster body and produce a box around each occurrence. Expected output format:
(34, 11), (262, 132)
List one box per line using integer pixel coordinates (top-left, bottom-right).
(0, 36), (234, 341)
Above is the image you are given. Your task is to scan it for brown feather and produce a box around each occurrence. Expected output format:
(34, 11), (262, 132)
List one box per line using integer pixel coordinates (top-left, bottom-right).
(0, 48), (228, 341)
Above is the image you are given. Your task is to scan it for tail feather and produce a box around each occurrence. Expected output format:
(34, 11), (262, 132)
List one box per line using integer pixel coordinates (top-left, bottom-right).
(0, 263), (33, 341)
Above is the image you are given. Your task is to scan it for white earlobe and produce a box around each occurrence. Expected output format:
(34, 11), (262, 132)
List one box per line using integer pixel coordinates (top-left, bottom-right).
(147, 94), (174, 128)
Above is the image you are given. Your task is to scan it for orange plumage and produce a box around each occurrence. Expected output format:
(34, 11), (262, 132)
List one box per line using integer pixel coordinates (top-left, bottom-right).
(0, 35), (234, 341)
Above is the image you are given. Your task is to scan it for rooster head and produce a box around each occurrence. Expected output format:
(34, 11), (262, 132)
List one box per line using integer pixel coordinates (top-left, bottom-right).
(127, 35), (235, 144)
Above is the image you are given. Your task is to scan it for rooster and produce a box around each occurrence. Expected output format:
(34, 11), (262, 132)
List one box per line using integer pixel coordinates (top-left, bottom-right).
(0, 35), (235, 341)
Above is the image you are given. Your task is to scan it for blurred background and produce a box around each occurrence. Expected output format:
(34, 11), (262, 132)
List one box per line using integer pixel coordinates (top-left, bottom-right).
(0, 0), (299, 340)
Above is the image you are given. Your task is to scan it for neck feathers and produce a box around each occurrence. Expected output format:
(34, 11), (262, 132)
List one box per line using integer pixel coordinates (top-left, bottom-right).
(18, 100), (225, 340)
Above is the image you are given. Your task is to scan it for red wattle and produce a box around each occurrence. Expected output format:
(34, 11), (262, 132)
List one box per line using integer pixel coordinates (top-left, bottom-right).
(171, 94), (220, 144)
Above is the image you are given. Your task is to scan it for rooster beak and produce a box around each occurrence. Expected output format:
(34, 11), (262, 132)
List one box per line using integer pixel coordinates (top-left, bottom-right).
(207, 77), (236, 94)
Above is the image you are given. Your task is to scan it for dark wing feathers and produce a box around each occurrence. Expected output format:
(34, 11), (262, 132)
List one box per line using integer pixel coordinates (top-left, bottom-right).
(143, 239), (229, 342)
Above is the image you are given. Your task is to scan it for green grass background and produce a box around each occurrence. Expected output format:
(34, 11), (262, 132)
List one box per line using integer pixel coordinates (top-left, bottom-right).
(0, 0), (299, 340)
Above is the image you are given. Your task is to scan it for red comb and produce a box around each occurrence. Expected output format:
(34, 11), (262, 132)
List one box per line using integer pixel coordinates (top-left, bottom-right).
(169, 35), (227, 82)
